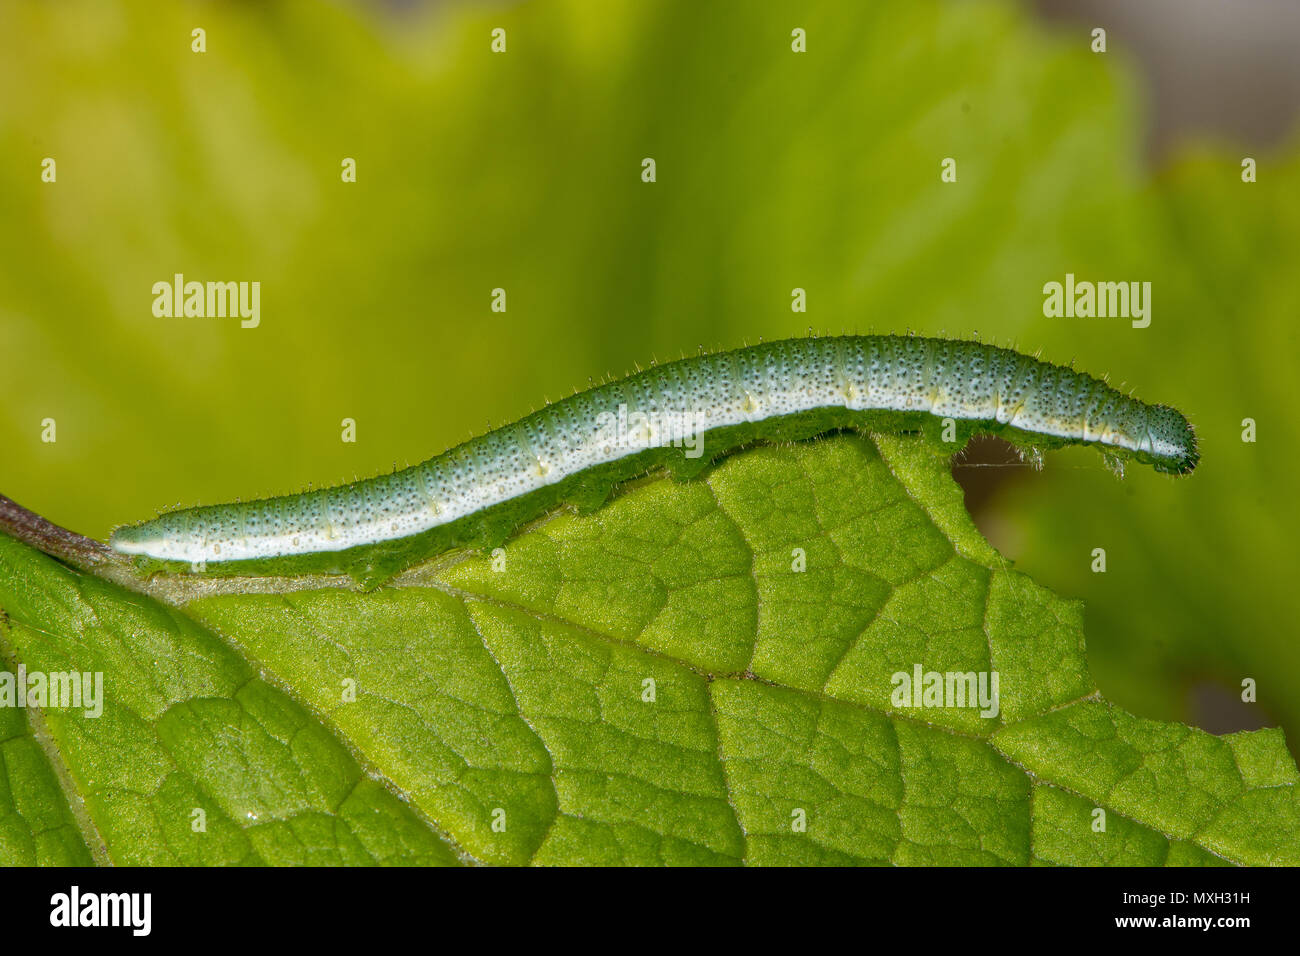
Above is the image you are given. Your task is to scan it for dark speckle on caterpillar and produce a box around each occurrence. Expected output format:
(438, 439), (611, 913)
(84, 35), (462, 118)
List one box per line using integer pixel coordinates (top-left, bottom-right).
(109, 335), (1196, 578)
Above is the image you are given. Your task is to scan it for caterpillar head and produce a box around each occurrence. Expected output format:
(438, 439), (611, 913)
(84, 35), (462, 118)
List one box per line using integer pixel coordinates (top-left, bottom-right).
(1145, 405), (1198, 475)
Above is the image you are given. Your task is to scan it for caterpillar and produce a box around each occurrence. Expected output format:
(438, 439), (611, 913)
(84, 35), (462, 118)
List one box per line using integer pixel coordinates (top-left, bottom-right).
(109, 335), (1197, 583)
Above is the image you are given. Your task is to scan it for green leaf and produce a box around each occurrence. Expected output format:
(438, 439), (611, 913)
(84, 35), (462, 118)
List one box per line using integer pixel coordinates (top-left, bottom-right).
(3, 434), (1296, 865)
(0, 690), (94, 865)
(0, 536), (461, 866)
(5, 0), (1297, 774)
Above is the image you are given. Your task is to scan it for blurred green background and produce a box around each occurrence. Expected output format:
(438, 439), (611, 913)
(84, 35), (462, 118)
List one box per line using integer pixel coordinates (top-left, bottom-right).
(2, 1), (1297, 751)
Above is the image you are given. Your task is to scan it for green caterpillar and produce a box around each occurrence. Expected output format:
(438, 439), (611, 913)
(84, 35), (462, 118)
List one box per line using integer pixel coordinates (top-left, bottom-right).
(110, 335), (1196, 584)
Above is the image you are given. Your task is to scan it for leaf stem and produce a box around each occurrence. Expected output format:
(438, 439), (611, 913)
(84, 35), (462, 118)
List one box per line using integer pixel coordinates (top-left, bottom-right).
(0, 493), (117, 573)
